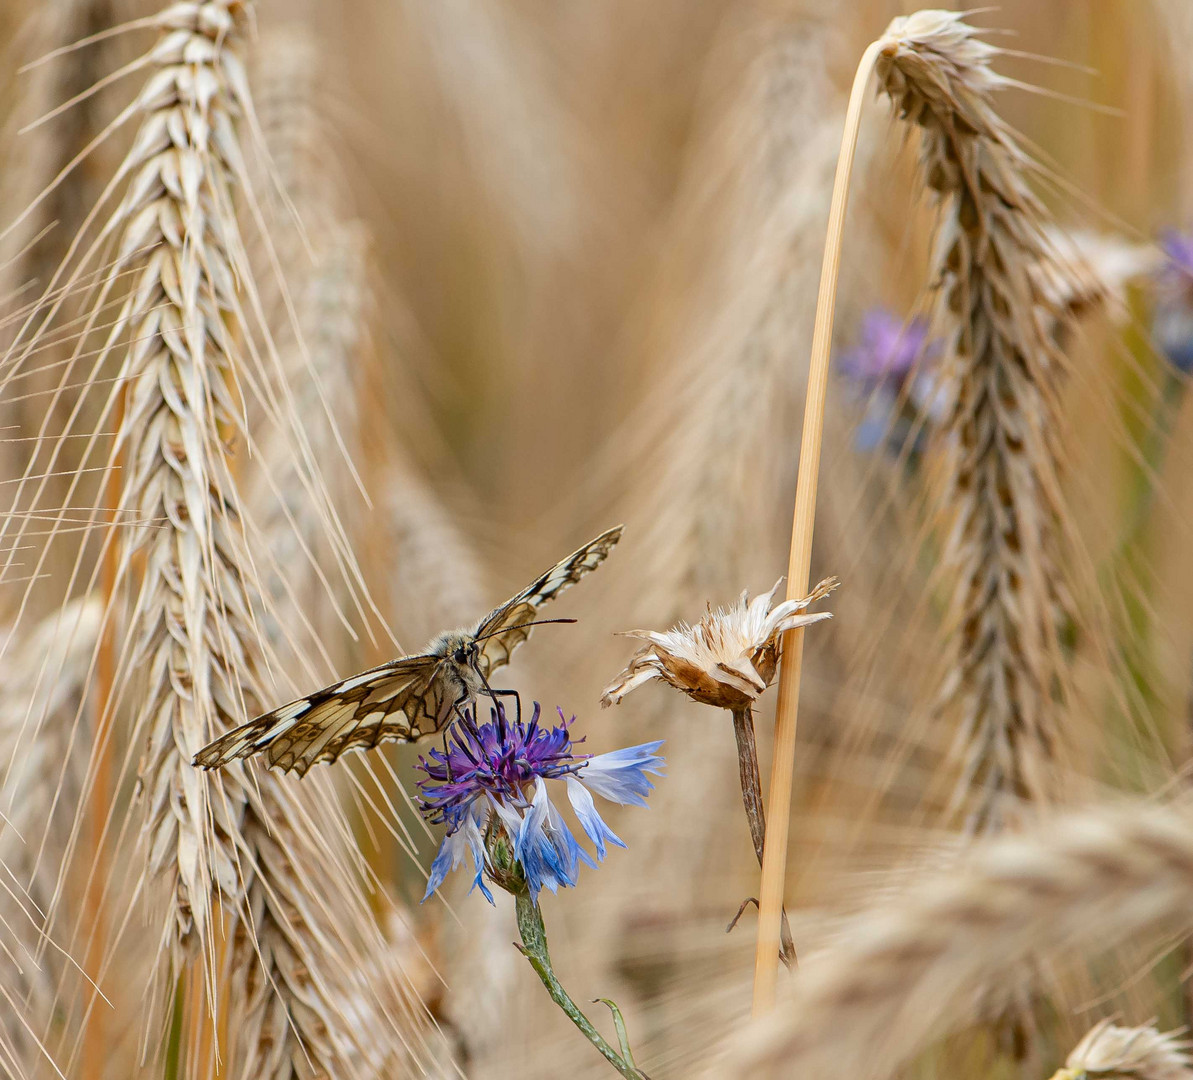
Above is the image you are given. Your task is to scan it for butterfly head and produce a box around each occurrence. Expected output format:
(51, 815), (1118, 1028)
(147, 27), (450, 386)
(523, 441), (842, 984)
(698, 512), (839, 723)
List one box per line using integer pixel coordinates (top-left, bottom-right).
(452, 640), (478, 666)
(430, 630), (483, 690)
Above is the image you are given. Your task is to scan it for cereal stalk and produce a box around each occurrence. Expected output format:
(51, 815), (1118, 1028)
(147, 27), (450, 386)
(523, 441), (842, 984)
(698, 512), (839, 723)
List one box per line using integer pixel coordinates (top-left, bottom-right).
(752, 38), (882, 1015)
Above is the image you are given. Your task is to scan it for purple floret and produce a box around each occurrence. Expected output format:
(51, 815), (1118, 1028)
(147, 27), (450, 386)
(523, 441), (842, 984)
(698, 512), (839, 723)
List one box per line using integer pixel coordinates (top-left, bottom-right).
(416, 704), (586, 829)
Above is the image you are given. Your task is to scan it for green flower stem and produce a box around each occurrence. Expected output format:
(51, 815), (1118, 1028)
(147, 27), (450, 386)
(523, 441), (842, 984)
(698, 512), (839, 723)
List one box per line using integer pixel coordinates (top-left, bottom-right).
(514, 895), (648, 1080)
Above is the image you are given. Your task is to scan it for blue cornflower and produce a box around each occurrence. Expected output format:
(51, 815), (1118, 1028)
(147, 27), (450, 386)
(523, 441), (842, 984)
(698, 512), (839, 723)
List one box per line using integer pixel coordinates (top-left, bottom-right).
(837, 307), (936, 387)
(416, 704), (663, 904)
(1155, 230), (1193, 375)
(838, 307), (944, 457)
(1160, 230), (1193, 290)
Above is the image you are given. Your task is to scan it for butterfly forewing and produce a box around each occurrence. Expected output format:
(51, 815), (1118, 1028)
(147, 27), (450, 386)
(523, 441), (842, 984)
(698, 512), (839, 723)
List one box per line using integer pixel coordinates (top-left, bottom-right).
(192, 524), (623, 775)
(193, 655), (441, 776)
(475, 524), (623, 675)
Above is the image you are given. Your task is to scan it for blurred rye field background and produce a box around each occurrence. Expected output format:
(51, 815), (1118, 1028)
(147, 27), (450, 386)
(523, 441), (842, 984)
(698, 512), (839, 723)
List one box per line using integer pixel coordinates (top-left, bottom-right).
(2, 0), (1193, 1078)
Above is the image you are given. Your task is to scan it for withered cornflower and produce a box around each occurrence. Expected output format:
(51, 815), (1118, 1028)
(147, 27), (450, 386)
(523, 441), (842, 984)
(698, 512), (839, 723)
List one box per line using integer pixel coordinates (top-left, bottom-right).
(601, 577), (838, 711)
(416, 703), (663, 903)
(602, 576), (837, 970)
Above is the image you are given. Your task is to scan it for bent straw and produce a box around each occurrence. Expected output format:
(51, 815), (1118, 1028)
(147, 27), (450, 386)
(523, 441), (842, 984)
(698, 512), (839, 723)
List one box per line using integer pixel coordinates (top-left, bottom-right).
(751, 39), (881, 1015)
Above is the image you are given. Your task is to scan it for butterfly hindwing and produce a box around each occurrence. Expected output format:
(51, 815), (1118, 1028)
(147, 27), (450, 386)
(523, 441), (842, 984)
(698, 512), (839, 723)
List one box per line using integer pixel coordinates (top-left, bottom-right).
(475, 525), (623, 675)
(193, 654), (442, 776)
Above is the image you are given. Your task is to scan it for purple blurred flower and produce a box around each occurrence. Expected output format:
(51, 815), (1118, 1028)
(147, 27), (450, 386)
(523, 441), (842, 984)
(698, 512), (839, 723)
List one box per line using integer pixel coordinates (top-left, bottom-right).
(1160, 230), (1193, 289)
(838, 307), (944, 456)
(1155, 230), (1193, 374)
(416, 703), (663, 903)
(838, 308), (937, 386)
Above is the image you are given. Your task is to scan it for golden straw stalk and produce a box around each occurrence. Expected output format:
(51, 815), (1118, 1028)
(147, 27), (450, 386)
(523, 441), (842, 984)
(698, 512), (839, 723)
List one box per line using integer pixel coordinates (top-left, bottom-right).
(752, 39), (882, 1014)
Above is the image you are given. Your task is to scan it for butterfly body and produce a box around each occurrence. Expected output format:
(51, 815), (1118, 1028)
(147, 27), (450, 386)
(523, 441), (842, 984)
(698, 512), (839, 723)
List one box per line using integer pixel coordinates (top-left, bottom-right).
(193, 525), (622, 776)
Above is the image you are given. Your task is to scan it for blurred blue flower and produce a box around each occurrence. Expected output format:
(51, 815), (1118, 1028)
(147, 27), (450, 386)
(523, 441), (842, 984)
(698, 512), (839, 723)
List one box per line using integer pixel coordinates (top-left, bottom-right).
(838, 308), (936, 386)
(1155, 230), (1193, 374)
(1160, 230), (1193, 288)
(838, 307), (943, 457)
(416, 703), (663, 903)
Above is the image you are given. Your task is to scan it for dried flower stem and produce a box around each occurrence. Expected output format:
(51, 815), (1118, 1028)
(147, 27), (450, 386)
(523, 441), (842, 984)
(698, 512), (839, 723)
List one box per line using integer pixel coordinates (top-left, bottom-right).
(753, 39), (882, 1014)
(729, 706), (795, 967)
(514, 895), (648, 1080)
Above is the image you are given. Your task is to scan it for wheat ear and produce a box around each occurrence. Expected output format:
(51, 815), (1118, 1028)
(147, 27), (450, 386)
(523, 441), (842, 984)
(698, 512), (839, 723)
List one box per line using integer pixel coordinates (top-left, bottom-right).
(73, 7), (397, 1077)
(107, 0), (260, 979)
(753, 35), (882, 1013)
(225, 30), (454, 1075)
(706, 800), (1193, 1079)
(0, 598), (98, 1078)
(874, 10), (1077, 835)
(1052, 1019), (1193, 1080)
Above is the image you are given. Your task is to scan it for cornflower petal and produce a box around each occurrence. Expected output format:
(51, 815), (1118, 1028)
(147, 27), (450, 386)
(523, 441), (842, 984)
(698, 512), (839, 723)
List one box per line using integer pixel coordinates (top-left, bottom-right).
(423, 803), (491, 904)
(511, 780), (580, 898)
(837, 308), (936, 385)
(579, 742), (665, 807)
(542, 779), (594, 878)
(565, 775), (624, 859)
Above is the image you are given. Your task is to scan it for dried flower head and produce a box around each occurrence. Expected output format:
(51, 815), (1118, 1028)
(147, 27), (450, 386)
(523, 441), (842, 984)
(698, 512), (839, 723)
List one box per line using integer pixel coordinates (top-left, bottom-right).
(416, 703), (663, 902)
(601, 577), (838, 711)
(1055, 1020), (1193, 1080)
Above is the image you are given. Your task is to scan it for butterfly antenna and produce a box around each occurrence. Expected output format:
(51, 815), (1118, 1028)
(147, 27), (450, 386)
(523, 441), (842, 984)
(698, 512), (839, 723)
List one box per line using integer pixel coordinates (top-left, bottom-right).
(472, 617), (577, 644)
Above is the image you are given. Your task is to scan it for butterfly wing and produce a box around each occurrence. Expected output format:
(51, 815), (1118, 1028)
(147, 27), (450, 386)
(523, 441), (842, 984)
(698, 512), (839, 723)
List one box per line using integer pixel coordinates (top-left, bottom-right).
(193, 654), (445, 776)
(474, 525), (623, 676)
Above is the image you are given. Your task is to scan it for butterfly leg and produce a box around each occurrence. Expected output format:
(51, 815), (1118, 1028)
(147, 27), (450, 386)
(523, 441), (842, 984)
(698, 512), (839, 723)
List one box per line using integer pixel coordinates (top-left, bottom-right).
(488, 688), (523, 728)
(472, 664), (522, 732)
(451, 693), (484, 741)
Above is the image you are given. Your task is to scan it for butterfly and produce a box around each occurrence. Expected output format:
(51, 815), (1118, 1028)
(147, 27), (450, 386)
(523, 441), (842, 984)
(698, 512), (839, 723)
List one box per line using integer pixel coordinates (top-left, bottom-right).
(192, 525), (623, 776)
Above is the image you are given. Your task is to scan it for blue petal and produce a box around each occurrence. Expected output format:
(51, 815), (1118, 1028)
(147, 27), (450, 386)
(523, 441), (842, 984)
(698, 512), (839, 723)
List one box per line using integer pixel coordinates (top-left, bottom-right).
(565, 776), (624, 859)
(579, 741), (664, 807)
(469, 863), (495, 905)
(508, 781), (582, 900)
(422, 837), (459, 902)
(544, 784), (591, 875)
(422, 804), (492, 905)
